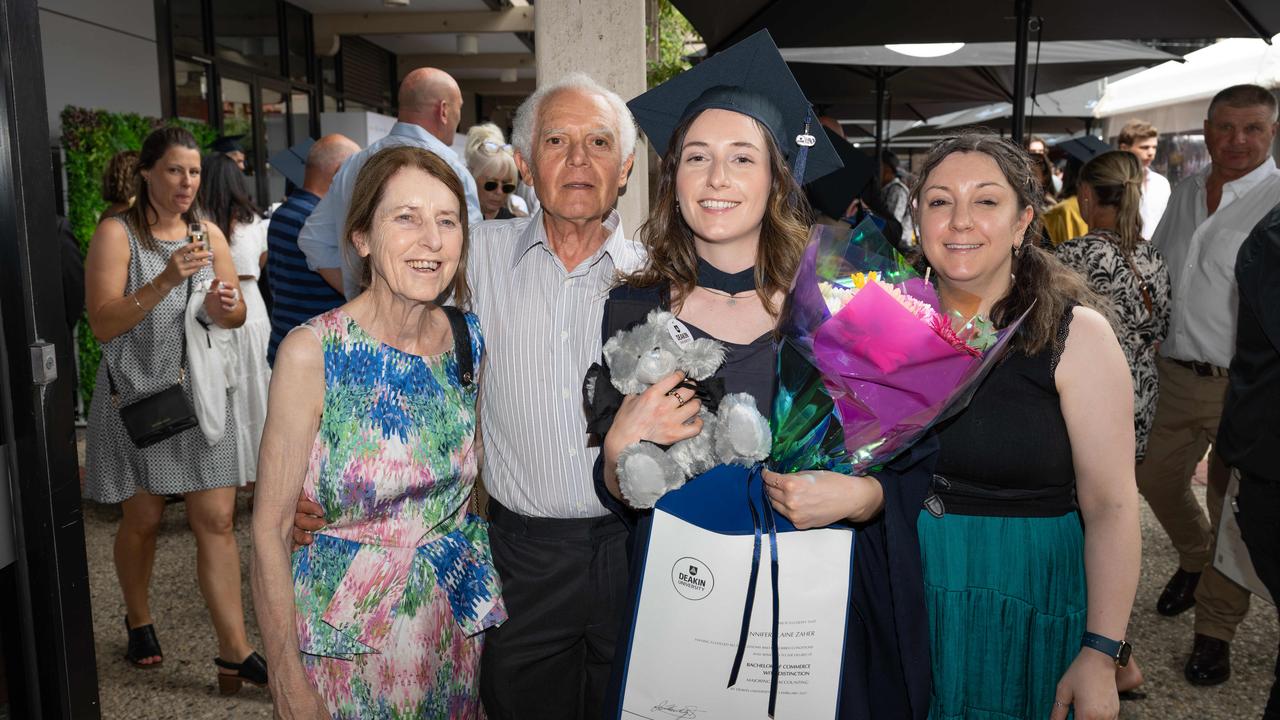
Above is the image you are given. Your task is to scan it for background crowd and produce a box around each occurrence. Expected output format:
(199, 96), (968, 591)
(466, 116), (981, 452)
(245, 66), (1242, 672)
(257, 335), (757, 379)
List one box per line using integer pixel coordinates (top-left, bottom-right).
(76, 42), (1280, 720)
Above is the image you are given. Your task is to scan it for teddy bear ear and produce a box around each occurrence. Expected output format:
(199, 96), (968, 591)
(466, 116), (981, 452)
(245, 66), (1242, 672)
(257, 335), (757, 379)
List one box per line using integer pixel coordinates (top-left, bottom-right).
(646, 308), (674, 326)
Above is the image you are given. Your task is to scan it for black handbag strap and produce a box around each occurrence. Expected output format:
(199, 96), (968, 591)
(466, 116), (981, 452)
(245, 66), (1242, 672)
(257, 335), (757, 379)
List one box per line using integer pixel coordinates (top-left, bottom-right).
(442, 305), (474, 387)
(108, 278), (192, 401)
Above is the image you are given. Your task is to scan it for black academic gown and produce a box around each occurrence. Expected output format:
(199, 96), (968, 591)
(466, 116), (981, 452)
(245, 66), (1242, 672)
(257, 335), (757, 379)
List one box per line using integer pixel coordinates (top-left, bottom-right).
(591, 283), (934, 720)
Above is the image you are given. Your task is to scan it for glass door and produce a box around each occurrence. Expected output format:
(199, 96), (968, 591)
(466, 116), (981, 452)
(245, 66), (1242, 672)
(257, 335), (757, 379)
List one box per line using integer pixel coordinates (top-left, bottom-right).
(259, 81), (289, 204)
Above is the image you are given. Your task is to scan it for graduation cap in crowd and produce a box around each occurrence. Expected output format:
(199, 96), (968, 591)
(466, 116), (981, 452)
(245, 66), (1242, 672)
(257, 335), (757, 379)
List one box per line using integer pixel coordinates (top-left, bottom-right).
(627, 29), (842, 185)
(268, 137), (316, 188)
(1054, 135), (1110, 164)
(209, 134), (245, 154)
(805, 125), (877, 220)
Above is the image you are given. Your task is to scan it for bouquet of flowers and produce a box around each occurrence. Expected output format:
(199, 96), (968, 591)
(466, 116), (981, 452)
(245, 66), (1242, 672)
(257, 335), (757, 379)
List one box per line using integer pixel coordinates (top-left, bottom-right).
(771, 218), (1025, 475)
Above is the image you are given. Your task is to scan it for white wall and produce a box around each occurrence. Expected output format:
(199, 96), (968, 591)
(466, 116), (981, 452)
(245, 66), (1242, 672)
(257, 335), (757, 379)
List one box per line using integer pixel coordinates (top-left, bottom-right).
(38, 0), (162, 140)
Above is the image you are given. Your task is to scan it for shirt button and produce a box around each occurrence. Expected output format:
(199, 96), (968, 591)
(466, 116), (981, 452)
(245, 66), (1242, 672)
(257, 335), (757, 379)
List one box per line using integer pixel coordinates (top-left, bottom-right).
(560, 330), (569, 341)
(568, 448), (578, 458)
(562, 388), (571, 399)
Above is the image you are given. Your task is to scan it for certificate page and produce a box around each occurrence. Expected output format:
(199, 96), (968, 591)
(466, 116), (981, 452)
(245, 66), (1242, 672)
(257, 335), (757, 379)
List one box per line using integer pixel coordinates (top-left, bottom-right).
(620, 510), (853, 720)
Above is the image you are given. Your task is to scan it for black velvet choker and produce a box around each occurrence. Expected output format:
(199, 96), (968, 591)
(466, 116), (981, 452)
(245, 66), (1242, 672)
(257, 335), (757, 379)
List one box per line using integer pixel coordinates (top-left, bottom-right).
(696, 258), (756, 294)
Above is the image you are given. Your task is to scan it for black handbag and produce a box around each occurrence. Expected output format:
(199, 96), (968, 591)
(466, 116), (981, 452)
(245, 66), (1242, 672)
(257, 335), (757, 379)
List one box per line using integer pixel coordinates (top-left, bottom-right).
(110, 279), (199, 448)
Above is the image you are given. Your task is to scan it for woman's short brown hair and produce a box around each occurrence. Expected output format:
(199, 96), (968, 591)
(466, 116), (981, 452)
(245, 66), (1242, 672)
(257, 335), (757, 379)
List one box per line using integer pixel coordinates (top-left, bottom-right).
(341, 145), (471, 308)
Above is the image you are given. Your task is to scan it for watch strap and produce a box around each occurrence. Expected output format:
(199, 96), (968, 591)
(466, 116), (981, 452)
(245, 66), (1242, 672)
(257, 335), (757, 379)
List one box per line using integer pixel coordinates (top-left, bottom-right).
(1081, 631), (1127, 663)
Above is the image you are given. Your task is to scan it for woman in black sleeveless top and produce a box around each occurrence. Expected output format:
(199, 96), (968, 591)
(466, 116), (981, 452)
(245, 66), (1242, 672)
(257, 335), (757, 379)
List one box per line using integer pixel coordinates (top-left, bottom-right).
(911, 133), (1141, 720)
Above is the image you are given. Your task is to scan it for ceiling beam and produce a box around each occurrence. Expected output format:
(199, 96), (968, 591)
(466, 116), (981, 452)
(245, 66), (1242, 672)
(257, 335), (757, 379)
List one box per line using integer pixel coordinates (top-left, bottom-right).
(314, 8), (535, 56)
(457, 78), (536, 95)
(398, 53), (534, 76)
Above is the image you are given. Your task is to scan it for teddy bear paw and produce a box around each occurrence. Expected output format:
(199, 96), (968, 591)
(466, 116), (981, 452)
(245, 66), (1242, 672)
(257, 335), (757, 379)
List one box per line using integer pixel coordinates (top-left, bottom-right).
(617, 442), (682, 509)
(715, 393), (772, 466)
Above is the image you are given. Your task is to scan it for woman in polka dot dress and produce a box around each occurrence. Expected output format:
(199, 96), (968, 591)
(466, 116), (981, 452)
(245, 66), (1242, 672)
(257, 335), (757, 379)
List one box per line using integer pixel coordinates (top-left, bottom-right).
(84, 127), (268, 692)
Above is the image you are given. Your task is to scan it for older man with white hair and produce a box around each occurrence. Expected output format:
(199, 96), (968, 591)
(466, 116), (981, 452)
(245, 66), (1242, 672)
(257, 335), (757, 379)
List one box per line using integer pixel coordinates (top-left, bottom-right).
(469, 72), (643, 720)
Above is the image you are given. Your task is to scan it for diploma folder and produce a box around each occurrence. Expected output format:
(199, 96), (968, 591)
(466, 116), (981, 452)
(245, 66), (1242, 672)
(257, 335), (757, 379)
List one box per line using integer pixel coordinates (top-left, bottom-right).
(616, 464), (855, 719)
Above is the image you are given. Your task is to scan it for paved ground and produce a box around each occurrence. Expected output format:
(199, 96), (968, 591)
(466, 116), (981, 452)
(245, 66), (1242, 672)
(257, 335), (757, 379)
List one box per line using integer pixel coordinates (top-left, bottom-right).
(81, 472), (1276, 719)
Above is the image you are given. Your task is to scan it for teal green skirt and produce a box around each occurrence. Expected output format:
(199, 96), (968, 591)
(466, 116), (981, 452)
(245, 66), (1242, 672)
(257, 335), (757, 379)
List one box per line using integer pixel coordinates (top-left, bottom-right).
(917, 510), (1087, 720)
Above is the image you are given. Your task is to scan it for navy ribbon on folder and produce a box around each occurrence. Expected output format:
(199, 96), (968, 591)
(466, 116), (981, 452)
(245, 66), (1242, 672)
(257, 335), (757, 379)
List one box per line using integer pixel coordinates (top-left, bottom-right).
(726, 465), (781, 718)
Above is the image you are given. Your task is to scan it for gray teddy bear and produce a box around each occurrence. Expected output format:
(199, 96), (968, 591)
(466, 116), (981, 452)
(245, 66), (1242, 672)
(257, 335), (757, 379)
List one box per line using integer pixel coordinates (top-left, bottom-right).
(589, 309), (772, 508)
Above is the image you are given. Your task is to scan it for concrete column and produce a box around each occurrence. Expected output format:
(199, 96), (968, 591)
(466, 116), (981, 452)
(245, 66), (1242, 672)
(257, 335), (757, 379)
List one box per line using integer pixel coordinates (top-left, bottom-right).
(535, 0), (649, 236)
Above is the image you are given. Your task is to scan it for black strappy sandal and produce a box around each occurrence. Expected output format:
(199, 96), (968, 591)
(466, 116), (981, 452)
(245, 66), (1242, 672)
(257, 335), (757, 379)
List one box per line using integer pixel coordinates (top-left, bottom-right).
(215, 651), (268, 695)
(124, 616), (163, 669)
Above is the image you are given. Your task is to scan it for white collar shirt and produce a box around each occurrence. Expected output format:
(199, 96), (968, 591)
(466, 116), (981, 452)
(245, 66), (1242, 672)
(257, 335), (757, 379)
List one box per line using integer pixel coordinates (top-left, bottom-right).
(1139, 168), (1171, 241)
(1153, 157), (1280, 368)
(467, 209), (645, 518)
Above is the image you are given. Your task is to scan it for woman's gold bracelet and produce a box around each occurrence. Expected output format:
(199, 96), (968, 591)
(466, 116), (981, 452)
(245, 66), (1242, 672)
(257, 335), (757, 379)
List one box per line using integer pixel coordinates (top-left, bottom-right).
(132, 292), (144, 310)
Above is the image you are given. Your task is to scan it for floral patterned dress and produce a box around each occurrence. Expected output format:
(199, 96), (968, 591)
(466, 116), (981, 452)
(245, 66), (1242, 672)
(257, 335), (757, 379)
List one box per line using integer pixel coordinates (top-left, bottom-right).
(291, 308), (506, 719)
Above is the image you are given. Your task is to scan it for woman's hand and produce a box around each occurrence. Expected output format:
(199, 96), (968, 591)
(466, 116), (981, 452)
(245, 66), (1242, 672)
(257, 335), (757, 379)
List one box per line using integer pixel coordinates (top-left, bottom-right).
(204, 277), (240, 320)
(603, 371), (703, 459)
(158, 239), (212, 289)
(270, 673), (332, 720)
(1051, 650), (1119, 720)
(601, 371), (703, 503)
(762, 470), (884, 529)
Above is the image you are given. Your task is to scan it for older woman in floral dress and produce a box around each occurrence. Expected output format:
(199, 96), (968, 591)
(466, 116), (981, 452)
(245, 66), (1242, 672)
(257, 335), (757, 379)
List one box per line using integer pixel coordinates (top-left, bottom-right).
(252, 145), (505, 719)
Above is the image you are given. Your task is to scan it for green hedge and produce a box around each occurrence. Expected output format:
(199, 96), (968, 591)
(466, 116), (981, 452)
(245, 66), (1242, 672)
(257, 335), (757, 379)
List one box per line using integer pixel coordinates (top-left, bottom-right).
(60, 106), (216, 413)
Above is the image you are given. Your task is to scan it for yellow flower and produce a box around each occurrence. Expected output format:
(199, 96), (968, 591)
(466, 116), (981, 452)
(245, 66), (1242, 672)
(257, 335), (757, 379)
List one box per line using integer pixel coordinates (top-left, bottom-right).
(849, 270), (879, 289)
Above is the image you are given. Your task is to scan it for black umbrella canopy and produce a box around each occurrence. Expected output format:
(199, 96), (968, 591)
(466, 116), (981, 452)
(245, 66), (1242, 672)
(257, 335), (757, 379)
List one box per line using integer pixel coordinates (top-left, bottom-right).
(675, 0), (1280, 51)
(791, 57), (1170, 121)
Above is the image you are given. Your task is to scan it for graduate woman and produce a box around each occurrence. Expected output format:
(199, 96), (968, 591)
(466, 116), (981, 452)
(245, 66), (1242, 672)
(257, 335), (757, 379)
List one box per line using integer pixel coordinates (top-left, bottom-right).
(592, 32), (935, 720)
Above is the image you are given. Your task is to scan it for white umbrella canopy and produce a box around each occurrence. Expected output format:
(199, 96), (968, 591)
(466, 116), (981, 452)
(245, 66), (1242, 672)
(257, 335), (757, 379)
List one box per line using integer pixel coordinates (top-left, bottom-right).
(1094, 34), (1280, 119)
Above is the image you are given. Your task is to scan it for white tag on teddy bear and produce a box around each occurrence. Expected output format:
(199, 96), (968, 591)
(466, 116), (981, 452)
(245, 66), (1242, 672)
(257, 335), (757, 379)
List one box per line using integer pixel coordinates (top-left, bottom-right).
(666, 318), (694, 349)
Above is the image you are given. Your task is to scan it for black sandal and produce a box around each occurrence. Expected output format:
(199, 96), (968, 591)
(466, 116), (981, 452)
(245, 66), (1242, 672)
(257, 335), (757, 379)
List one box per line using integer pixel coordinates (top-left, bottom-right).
(124, 617), (163, 669)
(215, 651), (268, 696)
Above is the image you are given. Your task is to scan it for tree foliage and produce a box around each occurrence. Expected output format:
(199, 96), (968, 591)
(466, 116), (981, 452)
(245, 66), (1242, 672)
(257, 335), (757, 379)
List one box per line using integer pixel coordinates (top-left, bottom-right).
(647, 0), (700, 88)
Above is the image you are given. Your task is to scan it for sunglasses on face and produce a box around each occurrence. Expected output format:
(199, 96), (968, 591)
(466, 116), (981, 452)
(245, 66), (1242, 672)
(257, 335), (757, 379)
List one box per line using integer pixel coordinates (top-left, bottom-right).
(484, 180), (517, 194)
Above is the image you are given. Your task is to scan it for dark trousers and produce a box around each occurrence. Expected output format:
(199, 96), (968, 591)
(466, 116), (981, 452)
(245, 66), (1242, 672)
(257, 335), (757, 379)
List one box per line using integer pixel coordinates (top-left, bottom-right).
(1236, 474), (1280, 719)
(480, 499), (629, 720)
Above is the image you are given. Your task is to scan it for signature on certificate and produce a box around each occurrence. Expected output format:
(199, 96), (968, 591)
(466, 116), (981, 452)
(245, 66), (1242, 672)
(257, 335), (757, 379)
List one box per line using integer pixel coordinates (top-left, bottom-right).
(651, 700), (704, 719)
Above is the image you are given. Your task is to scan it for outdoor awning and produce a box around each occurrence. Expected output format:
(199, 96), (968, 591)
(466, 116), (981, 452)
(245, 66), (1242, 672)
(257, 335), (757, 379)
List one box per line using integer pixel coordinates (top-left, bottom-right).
(787, 47), (1176, 122)
(779, 40), (1174, 68)
(1094, 35), (1280, 118)
(674, 0), (1280, 51)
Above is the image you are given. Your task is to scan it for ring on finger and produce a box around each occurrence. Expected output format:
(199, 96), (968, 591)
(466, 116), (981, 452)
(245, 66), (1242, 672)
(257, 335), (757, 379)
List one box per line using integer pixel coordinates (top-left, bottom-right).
(1052, 700), (1068, 708)
(670, 391), (687, 407)
(184, 251), (193, 261)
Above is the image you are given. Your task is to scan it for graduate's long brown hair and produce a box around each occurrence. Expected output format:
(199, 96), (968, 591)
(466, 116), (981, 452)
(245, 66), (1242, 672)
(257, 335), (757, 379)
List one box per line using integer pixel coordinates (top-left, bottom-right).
(624, 111), (812, 317)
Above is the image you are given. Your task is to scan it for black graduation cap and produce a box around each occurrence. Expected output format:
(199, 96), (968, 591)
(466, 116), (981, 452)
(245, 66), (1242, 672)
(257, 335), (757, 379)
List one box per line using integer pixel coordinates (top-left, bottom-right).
(1054, 135), (1110, 164)
(268, 137), (316, 188)
(210, 134), (245, 154)
(627, 29), (842, 185)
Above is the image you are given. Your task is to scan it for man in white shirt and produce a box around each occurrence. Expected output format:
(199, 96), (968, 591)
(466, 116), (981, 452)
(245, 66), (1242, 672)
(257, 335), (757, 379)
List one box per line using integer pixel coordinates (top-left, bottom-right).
(1118, 119), (1172, 240)
(1138, 84), (1280, 688)
(298, 67), (481, 299)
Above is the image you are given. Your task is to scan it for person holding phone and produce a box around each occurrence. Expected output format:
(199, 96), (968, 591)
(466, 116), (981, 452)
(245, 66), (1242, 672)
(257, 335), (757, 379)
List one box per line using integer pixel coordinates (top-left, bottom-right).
(83, 127), (266, 693)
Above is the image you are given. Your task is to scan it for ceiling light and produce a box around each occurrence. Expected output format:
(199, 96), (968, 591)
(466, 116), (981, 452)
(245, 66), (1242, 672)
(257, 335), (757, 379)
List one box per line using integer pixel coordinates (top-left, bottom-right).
(500, 68), (518, 83)
(458, 34), (479, 55)
(384, 0), (409, 6)
(884, 43), (965, 58)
